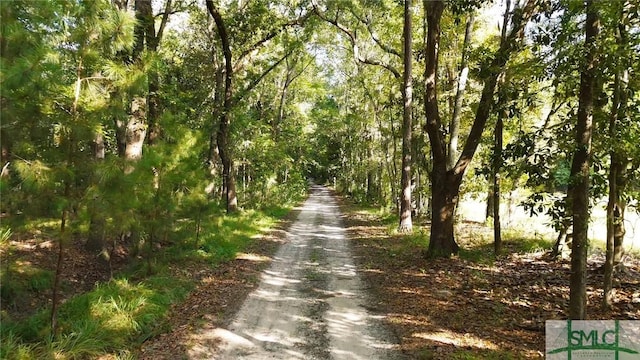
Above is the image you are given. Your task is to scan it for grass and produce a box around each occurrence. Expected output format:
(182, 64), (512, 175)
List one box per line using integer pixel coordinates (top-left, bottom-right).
(1, 275), (191, 359)
(0, 203), (297, 360)
(1, 264), (54, 307)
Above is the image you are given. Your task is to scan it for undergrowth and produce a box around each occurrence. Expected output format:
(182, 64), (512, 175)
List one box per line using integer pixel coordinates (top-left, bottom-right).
(0, 202), (298, 359)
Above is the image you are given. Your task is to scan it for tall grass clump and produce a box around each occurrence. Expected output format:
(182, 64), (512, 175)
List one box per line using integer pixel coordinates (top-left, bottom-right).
(1, 276), (192, 359)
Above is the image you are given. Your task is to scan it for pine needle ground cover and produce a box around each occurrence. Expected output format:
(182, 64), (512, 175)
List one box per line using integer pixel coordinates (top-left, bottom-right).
(0, 205), (296, 360)
(339, 199), (640, 360)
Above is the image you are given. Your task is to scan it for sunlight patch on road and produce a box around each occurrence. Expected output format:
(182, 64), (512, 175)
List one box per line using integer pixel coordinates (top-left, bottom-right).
(235, 253), (270, 262)
(260, 270), (301, 286)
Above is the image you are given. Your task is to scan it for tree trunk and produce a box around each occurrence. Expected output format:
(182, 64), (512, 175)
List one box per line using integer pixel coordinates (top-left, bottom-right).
(274, 58), (297, 140)
(493, 115), (503, 255)
(388, 93), (400, 213)
(50, 194), (68, 337)
(613, 196), (626, 264)
(429, 170), (460, 256)
(612, 24), (630, 266)
(604, 153), (619, 308)
(492, 1), (511, 255)
(217, 113), (237, 212)
(448, 13), (474, 171)
(124, 96), (147, 174)
(399, 0), (413, 233)
(485, 188), (494, 221)
(135, 0), (156, 144)
(1, 127), (11, 179)
(207, 0), (237, 213)
(551, 214), (572, 259)
(117, 0), (152, 170)
(569, 0), (599, 320)
(52, 69), (82, 337)
(147, 72), (160, 144)
(423, 0), (460, 255)
(604, 10), (630, 307)
(86, 131), (107, 256)
(144, 0), (172, 144)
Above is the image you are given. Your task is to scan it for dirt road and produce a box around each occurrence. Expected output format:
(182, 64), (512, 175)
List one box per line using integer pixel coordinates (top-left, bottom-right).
(189, 185), (402, 359)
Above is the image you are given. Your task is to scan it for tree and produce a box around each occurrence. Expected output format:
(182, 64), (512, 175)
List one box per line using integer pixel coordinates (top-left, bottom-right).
(399, 0), (413, 232)
(0, 0), (138, 335)
(491, 0), (513, 255)
(205, 0), (236, 212)
(568, 0), (599, 320)
(601, 0), (637, 309)
(205, 0), (310, 213)
(423, 0), (541, 257)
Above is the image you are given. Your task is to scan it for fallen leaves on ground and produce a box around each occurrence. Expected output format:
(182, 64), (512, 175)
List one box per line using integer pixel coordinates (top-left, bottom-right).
(340, 200), (640, 359)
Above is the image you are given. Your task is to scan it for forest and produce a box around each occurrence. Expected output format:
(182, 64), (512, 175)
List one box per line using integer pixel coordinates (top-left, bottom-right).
(1, 0), (639, 358)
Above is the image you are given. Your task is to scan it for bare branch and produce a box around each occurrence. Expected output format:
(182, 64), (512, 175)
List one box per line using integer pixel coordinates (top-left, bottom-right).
(313, 5), (401, 78)
(350, 8), (401, 58)
(237, 10), (312, 64)
(233, 51), (293, 105)
(155, 0), (173, 44)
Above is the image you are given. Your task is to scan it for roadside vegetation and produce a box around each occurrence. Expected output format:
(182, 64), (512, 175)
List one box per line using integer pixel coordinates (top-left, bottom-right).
(0, 202), (302, 359)
(2, 0), (639, 358)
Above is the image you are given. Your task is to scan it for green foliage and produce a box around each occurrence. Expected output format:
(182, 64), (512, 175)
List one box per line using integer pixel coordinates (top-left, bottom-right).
(0, 228), (11, 245)
(1, 276), (191, 359)
(0, 265), (54, 307)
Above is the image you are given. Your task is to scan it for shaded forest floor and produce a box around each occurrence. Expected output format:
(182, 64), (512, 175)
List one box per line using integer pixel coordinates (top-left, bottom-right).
(339, 198), (640, 359)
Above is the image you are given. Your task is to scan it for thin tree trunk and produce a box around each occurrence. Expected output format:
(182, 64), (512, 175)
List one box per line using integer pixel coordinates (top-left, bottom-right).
(604, 153), (619, 308)
(493, 115), (503, 254)
(389, 94), (399, 213)
(448, 13), (474, 171)
(569, 0), (599, 320)
(613, 27), (630, 266)
(375, 104), (394, 207)
(52, 69), (82, 337)
(492, 0), (511, 255)
(604, 68), (623, 310)
(50, 193), (68, 337)
(86, 130), (107, 257)
(399, 0), (413, 233)
(605, 8), (630, 306)
(207, 0), (238, 213)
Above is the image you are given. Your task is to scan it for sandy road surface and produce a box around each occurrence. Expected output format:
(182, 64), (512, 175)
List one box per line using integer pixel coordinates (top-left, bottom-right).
(189, 185), (402, 359)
